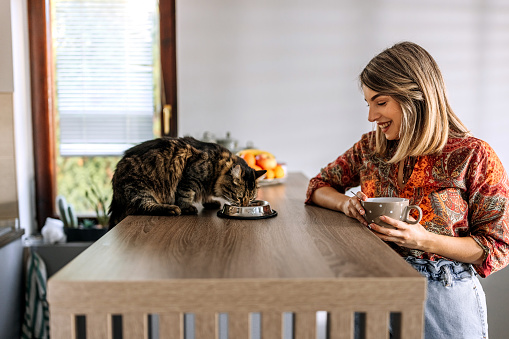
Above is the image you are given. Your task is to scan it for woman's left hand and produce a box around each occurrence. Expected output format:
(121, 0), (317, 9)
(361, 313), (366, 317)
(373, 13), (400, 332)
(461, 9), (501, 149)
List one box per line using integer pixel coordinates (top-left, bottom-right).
(368, 215), (430, 251)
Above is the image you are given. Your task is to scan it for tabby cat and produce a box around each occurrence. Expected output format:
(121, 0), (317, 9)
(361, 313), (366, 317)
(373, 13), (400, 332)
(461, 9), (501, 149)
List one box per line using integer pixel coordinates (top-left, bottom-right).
(108, 136), (266, 228)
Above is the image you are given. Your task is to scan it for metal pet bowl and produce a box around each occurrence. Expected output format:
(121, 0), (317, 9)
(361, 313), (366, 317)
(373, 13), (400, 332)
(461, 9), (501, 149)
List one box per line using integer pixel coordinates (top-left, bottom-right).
(217, 200), (278, 220)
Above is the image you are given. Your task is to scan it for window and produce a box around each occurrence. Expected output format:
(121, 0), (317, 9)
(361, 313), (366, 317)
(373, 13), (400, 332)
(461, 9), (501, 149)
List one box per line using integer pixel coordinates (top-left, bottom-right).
(28, 0), (177, 227)
(54, 0), (160, 157)
(53, 0), (160, 214)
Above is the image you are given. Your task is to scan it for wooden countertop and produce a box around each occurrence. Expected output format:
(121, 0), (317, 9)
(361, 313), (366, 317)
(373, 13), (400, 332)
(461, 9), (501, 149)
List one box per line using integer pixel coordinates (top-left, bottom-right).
(50, 173), (422, 282)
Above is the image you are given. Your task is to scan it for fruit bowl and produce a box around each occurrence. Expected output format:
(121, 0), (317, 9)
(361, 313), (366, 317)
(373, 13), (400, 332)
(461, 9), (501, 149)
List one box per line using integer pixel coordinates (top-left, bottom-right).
(237, 149), (286, 185)
(217, 200), (278, 220)
(258, 163), (287, 186)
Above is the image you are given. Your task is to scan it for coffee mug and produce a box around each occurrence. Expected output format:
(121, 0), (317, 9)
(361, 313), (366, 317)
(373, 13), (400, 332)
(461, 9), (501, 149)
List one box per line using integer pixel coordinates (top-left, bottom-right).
(361, 197), (422, 229)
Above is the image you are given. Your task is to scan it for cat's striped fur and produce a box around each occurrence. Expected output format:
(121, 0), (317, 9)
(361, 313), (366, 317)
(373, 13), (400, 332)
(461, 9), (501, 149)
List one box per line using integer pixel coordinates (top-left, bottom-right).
(108, 136), (266, 228)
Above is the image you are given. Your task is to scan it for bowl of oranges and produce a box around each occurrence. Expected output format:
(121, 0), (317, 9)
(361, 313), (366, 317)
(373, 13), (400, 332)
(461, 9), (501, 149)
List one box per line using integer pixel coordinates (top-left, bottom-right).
(237, 149), (286, 186)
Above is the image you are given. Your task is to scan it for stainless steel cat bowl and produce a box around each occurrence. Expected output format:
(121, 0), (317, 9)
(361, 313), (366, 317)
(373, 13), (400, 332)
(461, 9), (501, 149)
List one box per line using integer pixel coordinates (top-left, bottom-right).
(217, 200), (277, 220)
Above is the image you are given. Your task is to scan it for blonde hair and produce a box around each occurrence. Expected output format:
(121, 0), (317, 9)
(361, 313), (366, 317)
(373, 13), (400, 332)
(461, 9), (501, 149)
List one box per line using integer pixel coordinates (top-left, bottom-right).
(360, 41), (470, 163)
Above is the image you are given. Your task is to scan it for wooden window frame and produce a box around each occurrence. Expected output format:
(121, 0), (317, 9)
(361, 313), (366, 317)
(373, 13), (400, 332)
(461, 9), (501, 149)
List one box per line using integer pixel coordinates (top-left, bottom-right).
(27, 0), (178, 229)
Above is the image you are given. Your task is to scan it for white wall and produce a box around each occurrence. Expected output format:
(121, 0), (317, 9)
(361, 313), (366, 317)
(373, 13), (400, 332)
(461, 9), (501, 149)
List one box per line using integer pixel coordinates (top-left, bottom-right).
(0, 0), (13, 92)
(0, 0), (34, 232)
(11, 0), (36, 234)
(0, 0), (19, 221)
(177, 0), (509, 179)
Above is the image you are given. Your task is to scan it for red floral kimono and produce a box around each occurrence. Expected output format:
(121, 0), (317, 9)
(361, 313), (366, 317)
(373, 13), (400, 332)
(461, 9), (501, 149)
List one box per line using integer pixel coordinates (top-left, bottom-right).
(305, 132), (509, 277)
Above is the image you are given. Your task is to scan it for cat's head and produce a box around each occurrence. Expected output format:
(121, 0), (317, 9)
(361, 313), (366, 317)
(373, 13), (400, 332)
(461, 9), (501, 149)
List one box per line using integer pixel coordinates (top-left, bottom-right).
(217, 160), (266, 206)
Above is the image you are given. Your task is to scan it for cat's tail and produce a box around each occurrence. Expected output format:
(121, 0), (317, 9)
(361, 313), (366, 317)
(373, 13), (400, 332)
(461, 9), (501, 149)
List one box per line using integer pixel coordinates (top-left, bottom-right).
(108, 197), (124, 229)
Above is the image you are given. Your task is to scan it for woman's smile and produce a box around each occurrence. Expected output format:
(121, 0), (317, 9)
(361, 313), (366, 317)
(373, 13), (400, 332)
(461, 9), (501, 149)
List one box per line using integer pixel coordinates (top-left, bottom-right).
(378, 121), (392, 132)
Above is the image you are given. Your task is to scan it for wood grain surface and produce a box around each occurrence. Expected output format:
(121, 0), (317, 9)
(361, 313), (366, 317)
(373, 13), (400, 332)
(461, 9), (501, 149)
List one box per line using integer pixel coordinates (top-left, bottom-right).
(48, 173), (425, 339)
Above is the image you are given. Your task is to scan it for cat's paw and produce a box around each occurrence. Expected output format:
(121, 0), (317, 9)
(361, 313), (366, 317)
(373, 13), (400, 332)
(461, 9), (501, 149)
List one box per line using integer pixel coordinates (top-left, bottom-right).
(147, 204), (181, 216)
(180, 205), (198, 215)
(165, 205), (182, 216)
(203, 200), (221, 209)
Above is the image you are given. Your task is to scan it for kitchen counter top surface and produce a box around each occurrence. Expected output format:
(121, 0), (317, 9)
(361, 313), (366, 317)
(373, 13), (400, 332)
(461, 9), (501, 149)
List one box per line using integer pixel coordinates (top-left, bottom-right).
(50, 172), (422, 282)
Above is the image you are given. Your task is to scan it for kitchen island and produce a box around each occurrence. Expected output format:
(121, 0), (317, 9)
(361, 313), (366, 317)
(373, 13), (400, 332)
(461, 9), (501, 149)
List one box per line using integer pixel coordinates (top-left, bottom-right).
(48, 172), (425, 339)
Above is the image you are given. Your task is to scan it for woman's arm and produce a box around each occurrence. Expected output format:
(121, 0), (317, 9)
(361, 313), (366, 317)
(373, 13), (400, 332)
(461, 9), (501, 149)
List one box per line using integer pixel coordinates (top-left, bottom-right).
(310, 186), (369, 227)
(369, 216), (485, 265)
(423, 232), (484, 265)
(309, 186), (347, 212)
(306, 135), (369, 205)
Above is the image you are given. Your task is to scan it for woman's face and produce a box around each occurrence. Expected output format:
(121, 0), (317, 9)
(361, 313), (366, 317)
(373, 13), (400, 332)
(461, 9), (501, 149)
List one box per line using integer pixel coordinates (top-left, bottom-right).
(362, 85), (403, 140)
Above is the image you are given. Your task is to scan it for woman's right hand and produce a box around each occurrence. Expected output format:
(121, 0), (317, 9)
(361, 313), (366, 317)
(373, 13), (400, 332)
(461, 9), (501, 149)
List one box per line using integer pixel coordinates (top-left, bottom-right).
(310, 187), (369, 227)
(341, 191), (369, 227)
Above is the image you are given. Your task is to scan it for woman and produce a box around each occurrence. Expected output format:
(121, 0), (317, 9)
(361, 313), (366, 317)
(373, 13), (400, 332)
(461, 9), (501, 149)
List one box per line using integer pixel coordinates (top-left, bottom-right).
(306, 41), (509, 338)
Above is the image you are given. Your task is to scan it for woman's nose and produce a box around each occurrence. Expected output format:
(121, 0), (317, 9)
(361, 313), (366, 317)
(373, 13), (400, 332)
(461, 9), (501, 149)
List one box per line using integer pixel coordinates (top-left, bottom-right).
(367, 107), (379, 122)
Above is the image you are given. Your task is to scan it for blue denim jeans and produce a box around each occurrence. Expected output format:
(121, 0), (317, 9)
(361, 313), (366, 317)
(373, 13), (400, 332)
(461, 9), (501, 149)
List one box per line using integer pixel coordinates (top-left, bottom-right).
(405, 257), (488, 339)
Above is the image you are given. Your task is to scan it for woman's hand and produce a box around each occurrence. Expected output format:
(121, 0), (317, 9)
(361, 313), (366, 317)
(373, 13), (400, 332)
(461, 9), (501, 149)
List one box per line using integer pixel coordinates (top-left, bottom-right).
(368, 215), (485, 265)
(309, 187), (370, 227)
(368, 215), (430, 250)
(341, 191), (369, 227)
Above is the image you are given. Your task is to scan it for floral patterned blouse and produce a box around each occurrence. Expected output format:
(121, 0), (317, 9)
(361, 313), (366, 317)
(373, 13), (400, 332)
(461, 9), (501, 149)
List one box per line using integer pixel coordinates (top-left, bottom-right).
(305, 131), (509, 278)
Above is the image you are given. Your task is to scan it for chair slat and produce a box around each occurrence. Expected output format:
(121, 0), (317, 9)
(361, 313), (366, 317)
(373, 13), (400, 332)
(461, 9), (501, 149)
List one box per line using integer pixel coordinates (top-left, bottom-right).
(50, 313), (75, 339)
(159, 312), (184, 339)
(123, 313), (148, 339)
(366, 310), (389, 339)
(228, 312), (249, 339)
(86, 313), (111, 339)
(329, 311), (353, 339)
(294, 311), (316, 339)
(261, 312), (282, 338)
(195, 312), (217, 339)
(400, 307), (424, 339)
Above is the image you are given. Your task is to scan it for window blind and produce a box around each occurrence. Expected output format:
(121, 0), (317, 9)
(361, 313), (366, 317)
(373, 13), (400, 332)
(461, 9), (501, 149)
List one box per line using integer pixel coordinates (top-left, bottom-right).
(53, 0), (158, 156)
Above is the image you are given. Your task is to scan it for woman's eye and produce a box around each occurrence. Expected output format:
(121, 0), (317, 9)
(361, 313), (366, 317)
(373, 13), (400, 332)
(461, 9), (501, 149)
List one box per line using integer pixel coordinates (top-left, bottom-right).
(377, 102), (387, 106)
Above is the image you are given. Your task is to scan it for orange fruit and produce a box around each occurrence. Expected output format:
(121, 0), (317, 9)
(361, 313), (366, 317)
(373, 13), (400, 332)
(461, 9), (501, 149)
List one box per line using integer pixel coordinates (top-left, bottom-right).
(265, 169), (275, 180)
(241, 152), (256, 167)
(274, 165), (285, 178)
(252, 165), (264, 171)
(256, 155), (277, 170)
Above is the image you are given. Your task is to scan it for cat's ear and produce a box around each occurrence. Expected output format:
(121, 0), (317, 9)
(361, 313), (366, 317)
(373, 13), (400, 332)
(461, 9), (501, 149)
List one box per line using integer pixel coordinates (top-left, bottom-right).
(231, 165), (242, 181)
(255, 170), (267, 180)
